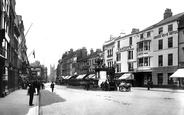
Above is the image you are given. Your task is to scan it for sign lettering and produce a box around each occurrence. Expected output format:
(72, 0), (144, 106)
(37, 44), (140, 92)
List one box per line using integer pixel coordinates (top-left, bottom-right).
(154, 30), (178, 39)
(118, 46), (134, 52)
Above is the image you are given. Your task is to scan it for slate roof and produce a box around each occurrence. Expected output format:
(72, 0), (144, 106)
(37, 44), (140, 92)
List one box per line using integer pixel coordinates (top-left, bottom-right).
(154, 12), (184, 27)
(141, 12), (184, 32)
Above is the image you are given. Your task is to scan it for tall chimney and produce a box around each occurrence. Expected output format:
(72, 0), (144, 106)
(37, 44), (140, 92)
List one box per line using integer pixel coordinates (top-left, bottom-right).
(131, 28), (139, 34)
(164, 8), (172, 19)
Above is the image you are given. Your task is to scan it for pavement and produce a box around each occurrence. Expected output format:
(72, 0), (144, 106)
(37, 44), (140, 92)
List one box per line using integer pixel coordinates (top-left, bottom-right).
(0, 89), (39, 115)
(0, 84), (183, 115)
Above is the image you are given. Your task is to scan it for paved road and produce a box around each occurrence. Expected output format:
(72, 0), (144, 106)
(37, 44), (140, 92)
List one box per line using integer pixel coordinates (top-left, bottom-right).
(40, 84), (184, 115)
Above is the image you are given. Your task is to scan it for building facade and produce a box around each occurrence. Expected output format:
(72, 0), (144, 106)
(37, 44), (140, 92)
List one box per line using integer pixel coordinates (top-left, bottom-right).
(0, 0), (28, 97)
(103, 9), (184, 87)
(103, 35), (115, 69)
(87, 49), (103, 74)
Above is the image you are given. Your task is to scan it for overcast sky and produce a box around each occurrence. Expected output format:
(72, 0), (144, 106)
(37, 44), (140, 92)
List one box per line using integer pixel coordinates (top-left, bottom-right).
(16, 0), (184, 74)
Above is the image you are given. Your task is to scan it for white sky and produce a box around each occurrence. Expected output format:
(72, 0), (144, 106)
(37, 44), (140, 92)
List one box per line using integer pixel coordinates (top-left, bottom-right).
(15, 0), (184, 74)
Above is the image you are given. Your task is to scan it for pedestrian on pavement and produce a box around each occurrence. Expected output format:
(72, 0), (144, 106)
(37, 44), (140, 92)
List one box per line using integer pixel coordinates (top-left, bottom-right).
(36, 81), (40, 95)
(41, 82), (45, 89)
(147, 79), (152, 90)
(28, 81), (35, 106)
(50, 81), (55, 92)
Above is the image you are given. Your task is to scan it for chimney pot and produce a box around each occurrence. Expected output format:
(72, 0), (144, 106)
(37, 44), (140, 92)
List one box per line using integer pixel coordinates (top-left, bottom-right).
(164, 8), (172, 19)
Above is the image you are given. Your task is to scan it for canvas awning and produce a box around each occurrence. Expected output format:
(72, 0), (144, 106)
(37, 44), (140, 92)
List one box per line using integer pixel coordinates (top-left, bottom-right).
(86, 74), (96, 79)
(170, 69), (184, 78)
(76, 74), (86, 79)
(65, 76), (72, 79)
(62, 76), (67, 79)
(118, 73), (134, 80)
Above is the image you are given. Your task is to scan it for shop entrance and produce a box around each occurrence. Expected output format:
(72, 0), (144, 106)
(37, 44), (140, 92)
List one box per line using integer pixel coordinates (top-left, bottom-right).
(134, 72), (152, 87)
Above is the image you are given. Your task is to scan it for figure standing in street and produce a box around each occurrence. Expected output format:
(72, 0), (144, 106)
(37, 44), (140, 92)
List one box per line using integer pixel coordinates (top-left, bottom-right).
(147, 79), (152, 90)
(50, 82), (55, 92)
(36, 81), (40, 95)
(28, 81), (35, 106)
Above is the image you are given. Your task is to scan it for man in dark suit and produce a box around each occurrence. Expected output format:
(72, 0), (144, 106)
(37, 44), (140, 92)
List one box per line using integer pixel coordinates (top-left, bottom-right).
(50, 82), (55, 92)
(28, 81), (35, 106)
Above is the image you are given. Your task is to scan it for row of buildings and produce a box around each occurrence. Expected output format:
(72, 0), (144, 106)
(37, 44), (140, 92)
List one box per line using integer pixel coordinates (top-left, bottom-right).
(56, 48), (103, 81)
(56, 8), (184, 88)
(0, 0), (29, 97)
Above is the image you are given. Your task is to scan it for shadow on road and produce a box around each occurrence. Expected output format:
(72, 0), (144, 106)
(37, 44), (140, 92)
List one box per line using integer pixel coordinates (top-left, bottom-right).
(40, 90), (66, 107)
(133, 87), (184, 93)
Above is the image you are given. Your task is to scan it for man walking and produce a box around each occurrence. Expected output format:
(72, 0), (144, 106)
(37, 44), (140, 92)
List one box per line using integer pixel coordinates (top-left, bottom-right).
(28, 81), (35, 106)
(50, 82), (55, 92)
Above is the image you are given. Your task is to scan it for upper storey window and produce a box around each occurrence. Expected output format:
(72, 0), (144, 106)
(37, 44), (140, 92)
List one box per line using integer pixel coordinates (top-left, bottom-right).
(158, 27), (163, 34)
(168, 24), (173, 32)
(147, 31), (151, 37)
(158, 39), (163, 50)
(117, 41), (120, 49)
(140, 33), (144, 39)
(129, 37), (132, 46)
(107, 48), (113, 58)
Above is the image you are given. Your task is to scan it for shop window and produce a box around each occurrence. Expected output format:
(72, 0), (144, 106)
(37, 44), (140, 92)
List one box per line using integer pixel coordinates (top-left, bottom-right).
(158, 39), (163, 50)
(157, 73), (163, 85)
(168, 37), (173, 48)
(168, 53), (173, 66)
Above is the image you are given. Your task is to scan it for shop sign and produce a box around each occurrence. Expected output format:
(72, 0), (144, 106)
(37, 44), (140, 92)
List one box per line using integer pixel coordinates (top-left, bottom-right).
(154, 30), (178, 39)
(138, 52), (148, 56)
(118, 46), (134, 52)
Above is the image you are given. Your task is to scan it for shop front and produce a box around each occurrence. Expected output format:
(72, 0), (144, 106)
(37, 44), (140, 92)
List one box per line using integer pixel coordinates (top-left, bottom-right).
(134, 72), (152, 87)
(170, 68), (184, 88)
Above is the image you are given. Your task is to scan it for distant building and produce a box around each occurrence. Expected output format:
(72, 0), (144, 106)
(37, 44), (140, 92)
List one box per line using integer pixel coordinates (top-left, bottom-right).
(49, 64), (56, 82)
(88, 49), (103, 74)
